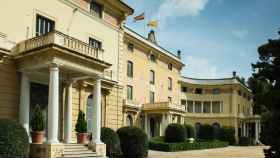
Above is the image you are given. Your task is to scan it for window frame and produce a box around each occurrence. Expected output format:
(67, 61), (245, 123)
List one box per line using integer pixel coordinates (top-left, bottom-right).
(36, 14), (55, 37)
(150, 70), (155, 84)
(168, 77), (172, 91)
(90, 1), (103, 18)
(212, 88), (221, 95)
(150, 54), (157, 63)
(181, 86), (187, 92)
(128, 43), (134, 52)
(89, 37), (102, 49)
(150, 91), (155, 103)
(195, 88), (203, 94)
(168, 63), (173, 71)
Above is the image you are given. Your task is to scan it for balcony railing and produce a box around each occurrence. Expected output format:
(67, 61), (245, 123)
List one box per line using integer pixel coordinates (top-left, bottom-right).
(143, 102), (185, 112)
(12, 31), (104, 61)
(123, 99), (141, 109)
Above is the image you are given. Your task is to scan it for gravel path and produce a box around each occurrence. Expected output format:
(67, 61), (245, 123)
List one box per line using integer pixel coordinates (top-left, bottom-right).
(148, 146), (267, 158)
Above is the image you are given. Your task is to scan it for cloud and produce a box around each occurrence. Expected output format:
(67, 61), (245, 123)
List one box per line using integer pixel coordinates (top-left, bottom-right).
(153, 0), (209, 26)
(184, 56), (218, 79)
(231, 29), (249, 39)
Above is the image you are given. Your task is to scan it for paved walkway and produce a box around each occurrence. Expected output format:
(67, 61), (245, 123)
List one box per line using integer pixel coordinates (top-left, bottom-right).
(149, 146), (267, 158)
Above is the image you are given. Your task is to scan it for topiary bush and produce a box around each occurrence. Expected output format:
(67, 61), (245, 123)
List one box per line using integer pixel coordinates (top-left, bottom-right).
(75, 110), (87, 133)
(217, 127), (236, 145)
(0, 120), (29, 158)
(101, 127), (122, 158)
(117, 126), (148, 158)
(30, 105), (45, 131)
(184, 124), (195, 138)
(198, 124), (214, 140)
(165, 123), (186, 143)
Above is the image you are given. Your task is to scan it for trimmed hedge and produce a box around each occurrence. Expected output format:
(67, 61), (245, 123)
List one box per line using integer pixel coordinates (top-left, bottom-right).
(165, 123), (186, 143)
(149, 137), (229, 152)
(117, 126), (148, 158)
(217, 127), (236, 145)
(239, 136), (251, 146)
(198, 124), (214, 140)
(101, 127), (122, 158)
(184, 124), (195, 138)
(0, 120), (29, 158)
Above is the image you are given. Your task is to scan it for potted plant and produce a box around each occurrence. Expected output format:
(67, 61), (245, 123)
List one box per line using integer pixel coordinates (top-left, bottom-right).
(30, 105), (45, 144)
(75, 110), (88, 144)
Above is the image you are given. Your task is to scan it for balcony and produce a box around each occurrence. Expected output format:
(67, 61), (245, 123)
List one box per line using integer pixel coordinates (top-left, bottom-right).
(143, 102), (185, 113)
(123, 99), (141, 112)
(12, 31), (104, 61)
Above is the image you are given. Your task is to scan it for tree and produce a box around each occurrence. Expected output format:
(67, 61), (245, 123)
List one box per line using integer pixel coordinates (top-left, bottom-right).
(252, 30), (280, 158)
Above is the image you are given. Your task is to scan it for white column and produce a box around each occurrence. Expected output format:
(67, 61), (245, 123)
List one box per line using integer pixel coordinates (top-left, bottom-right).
(47, 64), (60, 144)
(144, 113), (148, 134)
(64, 83), (72, 143)
(92, 77), (102, 144)
(255, 121), (259, 143)
(160, 114), (165, 136)
(19, 73), (30, 137)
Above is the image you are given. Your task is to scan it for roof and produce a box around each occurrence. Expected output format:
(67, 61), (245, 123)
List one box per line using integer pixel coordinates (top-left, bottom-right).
(180, 76), (252, 92)
(124, 26), (185, 67)
(116, 0), (134, 15)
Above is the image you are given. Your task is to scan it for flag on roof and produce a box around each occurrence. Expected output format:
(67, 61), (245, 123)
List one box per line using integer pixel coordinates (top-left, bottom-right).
(134, 12), (145, 22)
(147, 20), (158, 28)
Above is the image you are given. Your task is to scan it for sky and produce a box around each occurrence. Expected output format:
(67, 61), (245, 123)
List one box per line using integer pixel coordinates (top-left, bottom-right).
(123, 0), (280, 79)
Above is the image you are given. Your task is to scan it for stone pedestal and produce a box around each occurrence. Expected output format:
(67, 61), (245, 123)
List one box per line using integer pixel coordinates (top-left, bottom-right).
(89, 143), (106, 157)
(30, 143), (64, 158)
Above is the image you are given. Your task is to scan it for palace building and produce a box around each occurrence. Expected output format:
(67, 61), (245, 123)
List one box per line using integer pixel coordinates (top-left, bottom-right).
(0, 0), (260, 157)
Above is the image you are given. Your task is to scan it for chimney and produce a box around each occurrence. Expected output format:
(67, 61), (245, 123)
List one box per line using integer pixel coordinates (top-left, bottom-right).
(177, 50), (181, 59)
(232, 71), (237, 78)
(148, 30), (157, 44)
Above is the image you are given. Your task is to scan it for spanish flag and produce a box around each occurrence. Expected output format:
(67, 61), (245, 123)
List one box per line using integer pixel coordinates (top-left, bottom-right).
(134, 12), (145, 22)
(147, 20), (158, 28)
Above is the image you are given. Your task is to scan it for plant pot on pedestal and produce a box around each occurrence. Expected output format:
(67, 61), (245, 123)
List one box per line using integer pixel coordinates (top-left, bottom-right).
(75, 110), (88, 144)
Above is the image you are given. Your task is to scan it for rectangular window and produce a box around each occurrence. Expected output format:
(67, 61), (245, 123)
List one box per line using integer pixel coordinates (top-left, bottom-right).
(212, 88), (221, 95)
(128, 43), (134, 52)
(150, 70), (155, 84)
(203, 101), (211, 113)
(168, 97), (172, 103)
(168, 63), (173, 71)
(150, 54), (156, 63)
(127, 85), (133, 100)
(89, 38), (102, 49)
(168, 77), (172, 91)
(127, 61), (133, 78)
(181, 99), (187, 105)
(195, 88), (203, 94)
(181, 86), (187, 92)
(195, 101), (202, 113)
(90, 1), (103, 18)
(187, 101), (194, 113)
(150, 91), (155, 103)
(36, 14), (55, 36)
(212, 101), (221, 113)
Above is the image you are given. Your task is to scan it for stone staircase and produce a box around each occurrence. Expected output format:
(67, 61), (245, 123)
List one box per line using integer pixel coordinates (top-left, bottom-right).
(59, 144), (105, 158)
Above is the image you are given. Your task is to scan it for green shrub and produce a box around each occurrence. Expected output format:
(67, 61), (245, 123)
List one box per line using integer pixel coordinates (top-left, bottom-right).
(75, 110), (87, 133)
(30, 105), (45, 131)
(165, 123), (186, 143)
(117, 126), (148, 158)
(184, 124), (195, 138)
(198, 124), (214, 140)
(217, 127), (236, 145)
(101, 127), (122, 158)
(0, 120), (29, 158)
(239, 136), (250, 146)
(149, 136), (229, 152)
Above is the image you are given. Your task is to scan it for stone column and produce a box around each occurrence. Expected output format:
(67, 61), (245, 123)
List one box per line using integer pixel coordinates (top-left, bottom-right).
(92, 77), (102, 144)
(64, 83), (72, 143)
(242, 122), (246, 137)
(47, 64), (60, 144)
(255, 121), (259, 143)
(19, 73), (30, 138)
(90, 76), (106, 156)
(160, 114), (164, 136)
(144, 113), (148, 133)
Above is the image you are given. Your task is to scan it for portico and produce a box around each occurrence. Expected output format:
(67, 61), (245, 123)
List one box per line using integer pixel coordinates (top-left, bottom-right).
(14, 31), (111, 157)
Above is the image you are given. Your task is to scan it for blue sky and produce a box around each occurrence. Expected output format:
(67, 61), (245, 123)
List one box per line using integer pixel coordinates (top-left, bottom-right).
(123, 0), (280, 79)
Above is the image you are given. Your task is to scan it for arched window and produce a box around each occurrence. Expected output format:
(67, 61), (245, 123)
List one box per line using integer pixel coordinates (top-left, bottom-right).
(150, 70), (155, 84)
(126, 115), (133, 126)
(195, 122), (201, 138)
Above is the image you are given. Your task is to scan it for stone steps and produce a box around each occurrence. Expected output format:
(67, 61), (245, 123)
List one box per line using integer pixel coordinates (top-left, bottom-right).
(59, 144), (106, 158)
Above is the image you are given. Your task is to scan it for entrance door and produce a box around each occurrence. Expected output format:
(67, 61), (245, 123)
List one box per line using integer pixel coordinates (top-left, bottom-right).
(150, 118), (155, 137)
(87, 95), (93, 133)
(30, 82), (48, 137)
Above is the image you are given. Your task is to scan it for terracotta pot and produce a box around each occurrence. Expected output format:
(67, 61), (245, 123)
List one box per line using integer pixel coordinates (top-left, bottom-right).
(31, 131), (44, 144)
(77, 133), (88, 144)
